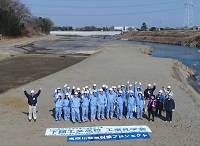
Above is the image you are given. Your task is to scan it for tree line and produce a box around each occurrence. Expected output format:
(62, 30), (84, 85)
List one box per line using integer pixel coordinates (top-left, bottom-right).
(52, 26), (111, 31)
(0, 0), (54, 36)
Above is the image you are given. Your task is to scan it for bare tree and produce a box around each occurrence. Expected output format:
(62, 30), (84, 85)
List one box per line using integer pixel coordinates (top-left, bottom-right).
(11, 0), (31, 23)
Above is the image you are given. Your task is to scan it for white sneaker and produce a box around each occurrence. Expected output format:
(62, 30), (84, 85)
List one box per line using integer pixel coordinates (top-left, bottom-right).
(169, 121), (172, 123)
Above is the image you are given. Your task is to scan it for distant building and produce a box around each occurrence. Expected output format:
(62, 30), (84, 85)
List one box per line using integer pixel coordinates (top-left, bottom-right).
(192, 26), (200, 30)
(110, 26), (136, 32)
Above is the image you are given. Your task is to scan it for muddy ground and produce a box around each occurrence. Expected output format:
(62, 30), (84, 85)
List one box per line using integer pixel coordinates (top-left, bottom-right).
(0, 54), (86, 94)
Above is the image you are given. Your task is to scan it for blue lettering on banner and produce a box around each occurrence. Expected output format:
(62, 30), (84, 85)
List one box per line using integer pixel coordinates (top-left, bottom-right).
(67, 132), (150, 142)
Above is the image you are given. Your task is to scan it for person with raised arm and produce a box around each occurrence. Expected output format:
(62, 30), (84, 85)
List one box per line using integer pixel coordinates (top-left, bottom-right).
(23, 88), (42, 122)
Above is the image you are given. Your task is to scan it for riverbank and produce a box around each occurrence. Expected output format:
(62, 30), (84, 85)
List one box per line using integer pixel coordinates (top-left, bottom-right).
(0, 35), (103, 93)
(0, 36), (200, 146)
(0, 35), (60, 60)
(98, 30), (200, 48)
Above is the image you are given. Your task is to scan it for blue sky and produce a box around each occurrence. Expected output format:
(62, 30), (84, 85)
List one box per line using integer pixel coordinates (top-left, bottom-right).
(20, 0), (200, 28)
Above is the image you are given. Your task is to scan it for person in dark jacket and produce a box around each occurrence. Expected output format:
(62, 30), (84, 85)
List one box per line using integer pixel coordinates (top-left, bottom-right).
(144, 83), (156, 111)
(155, 90), (165, 117)
(23, 88), (42, 122)
(147, 95), (156, 122)
(164, 93), (175, 123)
(144, 83), (156, 99)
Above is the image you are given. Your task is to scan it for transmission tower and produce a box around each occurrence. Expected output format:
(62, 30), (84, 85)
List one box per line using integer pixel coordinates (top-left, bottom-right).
(184, 0), (194, 28)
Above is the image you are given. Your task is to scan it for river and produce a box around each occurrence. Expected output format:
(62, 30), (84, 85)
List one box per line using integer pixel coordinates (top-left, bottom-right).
(125, 41), (200, 93)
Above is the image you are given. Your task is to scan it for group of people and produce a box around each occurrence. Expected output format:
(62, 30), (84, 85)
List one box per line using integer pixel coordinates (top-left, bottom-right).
(50, 81), (175, 124)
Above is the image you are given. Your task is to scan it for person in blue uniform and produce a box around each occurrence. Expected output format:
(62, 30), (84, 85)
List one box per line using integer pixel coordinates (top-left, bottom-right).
(71, 92), (81, 123)
(116, 90), (124, 120)
(62, 93), (71, 121)
(106, 88), (116, 120)
(89, 90), (98, 122)
(81, 91), (90, 122)
(126, 90), (136, 119)
(97, 89), (107, 120)
(54, 93), (63, 121)
(136, 91), (144, 120)
(52, 87), (64, 100)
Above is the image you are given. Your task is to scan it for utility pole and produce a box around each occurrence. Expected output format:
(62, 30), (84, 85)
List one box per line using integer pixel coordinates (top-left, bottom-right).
(159, 20), (162, 31)
(184, 0), (194, 29)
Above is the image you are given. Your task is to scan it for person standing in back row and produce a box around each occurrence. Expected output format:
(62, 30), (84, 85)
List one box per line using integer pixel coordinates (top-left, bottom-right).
(144, 83), (156, 111)
(162, 85), (173, 98)
(23, 88), (42, 122)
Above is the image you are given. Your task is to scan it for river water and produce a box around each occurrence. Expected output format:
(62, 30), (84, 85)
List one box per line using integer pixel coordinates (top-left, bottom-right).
(91, 38), (200, 93)
(123, 40), (200, 93)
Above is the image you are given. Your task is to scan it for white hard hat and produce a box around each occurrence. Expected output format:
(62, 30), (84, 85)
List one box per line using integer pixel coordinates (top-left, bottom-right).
(119, 90), (122, 94)
(102, 84), (106, 88)
(84, 91), (88, 94)
(74, 92), (78, 95)
(31, 90), (35, 94)
(93, 84), (96, 86)
(77, 88), (80, 91)
(57, 94), (61, 98)
(138, 91), (143, 95)
(130, 90), (134, 93)
(99, 89), (103, 92)
(159, 90), (163, 93)
(168, 93), (173, 96)
(93, 90), (97, 93)
(57, 87), (61, 90)
(129, 84), (133, 87)
(65, 93), (69, 96)
(113, 86), (116, 89)
(121, 85), (125, 87)
(109, 88), (113, 91)
(85, 86), (88, 88)
(148, 84), (151, 87)
(167, 86), (171, 89)
(67, 86), (70, 89)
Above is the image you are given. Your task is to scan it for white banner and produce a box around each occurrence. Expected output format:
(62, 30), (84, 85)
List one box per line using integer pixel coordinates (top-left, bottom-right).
(45, 125), (152, 136)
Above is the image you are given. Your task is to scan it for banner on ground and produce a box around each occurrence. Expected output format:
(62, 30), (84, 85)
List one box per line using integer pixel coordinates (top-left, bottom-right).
(67, 132), (151, 142)
(45, 125), (152, 136)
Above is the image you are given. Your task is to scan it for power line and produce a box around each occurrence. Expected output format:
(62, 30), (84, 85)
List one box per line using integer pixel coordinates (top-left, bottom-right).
(33, 7), (184, 17)
(52, 0), (181, 1)
(26, 0), (183, 9)
(194, 6), (200, 9)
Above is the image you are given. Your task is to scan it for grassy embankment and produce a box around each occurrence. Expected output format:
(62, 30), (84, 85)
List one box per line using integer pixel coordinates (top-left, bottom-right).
(113, 30), (200, 47)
